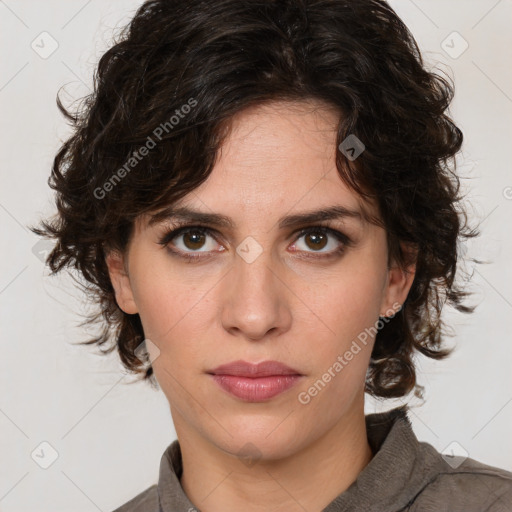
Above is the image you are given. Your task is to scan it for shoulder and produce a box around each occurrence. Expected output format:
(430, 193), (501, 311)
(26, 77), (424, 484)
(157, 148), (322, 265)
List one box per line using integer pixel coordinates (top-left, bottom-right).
(409, 453), (512, 512)
(111, 484), (159, 512)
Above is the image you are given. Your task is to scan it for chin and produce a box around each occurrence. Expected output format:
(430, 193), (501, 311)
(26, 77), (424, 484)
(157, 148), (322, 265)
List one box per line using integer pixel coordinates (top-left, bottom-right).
(209, 418), (310, 463)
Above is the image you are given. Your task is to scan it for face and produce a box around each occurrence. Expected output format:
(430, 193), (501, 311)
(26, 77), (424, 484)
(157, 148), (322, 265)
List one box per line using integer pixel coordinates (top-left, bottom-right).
(107, 100), (414, 461)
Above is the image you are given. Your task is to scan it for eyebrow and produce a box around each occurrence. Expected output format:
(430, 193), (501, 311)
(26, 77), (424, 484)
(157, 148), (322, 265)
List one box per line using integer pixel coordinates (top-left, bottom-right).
(148, 204), (365, 230)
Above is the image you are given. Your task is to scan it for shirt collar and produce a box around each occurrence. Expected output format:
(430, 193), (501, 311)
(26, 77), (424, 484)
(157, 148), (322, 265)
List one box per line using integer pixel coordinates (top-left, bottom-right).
(156, 406), (445, 511)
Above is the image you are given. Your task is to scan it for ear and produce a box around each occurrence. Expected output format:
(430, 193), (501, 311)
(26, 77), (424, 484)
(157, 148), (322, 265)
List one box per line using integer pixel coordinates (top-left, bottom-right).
(105, 250), (138, 314)
(379, 242), (417, 318)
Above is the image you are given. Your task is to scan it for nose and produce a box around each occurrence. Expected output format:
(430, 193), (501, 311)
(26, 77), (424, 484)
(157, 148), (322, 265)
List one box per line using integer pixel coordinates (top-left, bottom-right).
(220, 247), (293, 341)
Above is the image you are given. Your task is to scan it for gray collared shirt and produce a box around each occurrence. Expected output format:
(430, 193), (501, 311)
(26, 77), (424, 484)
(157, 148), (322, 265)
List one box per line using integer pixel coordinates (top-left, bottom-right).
(112, 406), (512, 511)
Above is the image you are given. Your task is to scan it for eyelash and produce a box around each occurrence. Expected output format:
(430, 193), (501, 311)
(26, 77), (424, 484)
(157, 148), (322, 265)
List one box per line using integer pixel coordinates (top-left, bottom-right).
(157, 224), (353, 262)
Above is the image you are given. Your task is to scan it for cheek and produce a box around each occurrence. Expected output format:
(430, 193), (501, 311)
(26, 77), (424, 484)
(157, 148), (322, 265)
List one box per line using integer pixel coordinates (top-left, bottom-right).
(296, 278), (379, 418)
(299, 249), (387, 396)
(313, 258), (387, 342)
(128, 261), (226, 403)
(129, 251), (212, 342)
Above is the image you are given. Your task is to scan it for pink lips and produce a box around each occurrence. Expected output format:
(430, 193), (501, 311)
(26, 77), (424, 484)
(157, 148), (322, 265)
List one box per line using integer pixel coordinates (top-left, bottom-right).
(207, 360), (304, 402)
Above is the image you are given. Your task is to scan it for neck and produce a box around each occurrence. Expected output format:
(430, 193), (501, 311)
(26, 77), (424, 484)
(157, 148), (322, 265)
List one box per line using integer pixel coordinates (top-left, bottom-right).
(175, 400), (373, 512)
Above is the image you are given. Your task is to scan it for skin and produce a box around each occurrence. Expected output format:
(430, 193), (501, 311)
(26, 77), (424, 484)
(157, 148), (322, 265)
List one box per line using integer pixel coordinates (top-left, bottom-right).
(106, 100), (416, 512)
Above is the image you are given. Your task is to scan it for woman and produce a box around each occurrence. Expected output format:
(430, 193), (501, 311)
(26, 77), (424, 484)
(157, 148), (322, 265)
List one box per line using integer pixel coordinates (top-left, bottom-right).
(31, 0), (512, 510)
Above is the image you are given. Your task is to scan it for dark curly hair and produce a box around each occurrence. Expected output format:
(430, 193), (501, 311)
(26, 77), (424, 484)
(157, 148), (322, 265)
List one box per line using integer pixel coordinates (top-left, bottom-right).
(31, 0), (478, 399)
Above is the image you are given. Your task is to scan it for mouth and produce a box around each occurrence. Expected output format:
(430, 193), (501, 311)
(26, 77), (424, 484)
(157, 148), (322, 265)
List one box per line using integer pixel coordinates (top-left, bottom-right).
(206, 360), (304, 402)
(207, 359), (303, 378)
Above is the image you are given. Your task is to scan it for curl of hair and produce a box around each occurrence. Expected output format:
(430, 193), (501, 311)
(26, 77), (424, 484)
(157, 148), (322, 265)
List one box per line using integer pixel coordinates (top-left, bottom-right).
(31, 0), (478, 398)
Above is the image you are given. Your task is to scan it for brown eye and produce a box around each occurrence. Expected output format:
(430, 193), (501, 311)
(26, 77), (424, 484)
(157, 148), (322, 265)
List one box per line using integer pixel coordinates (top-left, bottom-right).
(292, 226), (348, 255)
(157, 224), (351, 263)
(182, 230), (207, 250)
(304, 231), (328, 251)
(158, 226), (222, 258)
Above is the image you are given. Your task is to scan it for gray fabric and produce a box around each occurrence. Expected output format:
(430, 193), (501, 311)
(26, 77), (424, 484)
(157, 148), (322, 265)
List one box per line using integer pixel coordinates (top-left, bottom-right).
(112, 406), (512, 511)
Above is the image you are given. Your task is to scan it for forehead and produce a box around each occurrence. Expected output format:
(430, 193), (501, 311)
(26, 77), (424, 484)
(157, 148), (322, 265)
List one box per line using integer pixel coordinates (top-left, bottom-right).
(143, 100), (380, 230)
(219, 99), (340, 168)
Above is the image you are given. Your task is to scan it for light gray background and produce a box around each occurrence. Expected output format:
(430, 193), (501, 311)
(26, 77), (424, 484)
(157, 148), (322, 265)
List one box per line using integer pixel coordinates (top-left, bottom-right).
(1, 1), (511, 511)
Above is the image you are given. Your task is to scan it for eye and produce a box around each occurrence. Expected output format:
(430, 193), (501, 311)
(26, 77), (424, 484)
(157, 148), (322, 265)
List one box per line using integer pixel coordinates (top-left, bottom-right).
(157, 224), (352, 262)
(290, 226), (351, 259)
(158, 226), (223, 261)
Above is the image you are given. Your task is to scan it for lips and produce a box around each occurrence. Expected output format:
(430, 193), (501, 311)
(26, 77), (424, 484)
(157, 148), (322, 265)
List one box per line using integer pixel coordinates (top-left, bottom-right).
(207, 360), (304, 402)
(207, 360), (303, 377)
